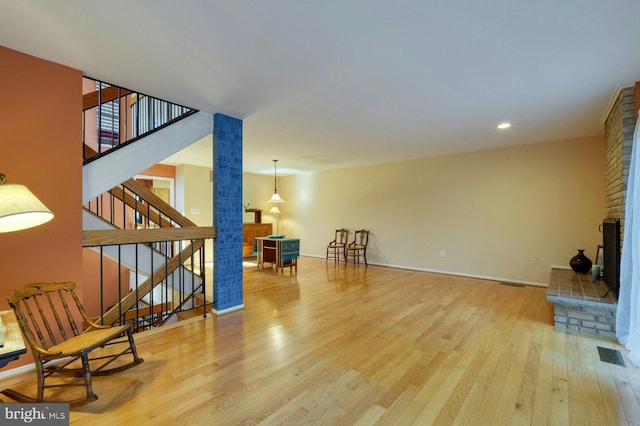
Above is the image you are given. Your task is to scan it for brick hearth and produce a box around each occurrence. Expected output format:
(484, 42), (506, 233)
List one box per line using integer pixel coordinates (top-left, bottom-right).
(546, 268), (617, 339)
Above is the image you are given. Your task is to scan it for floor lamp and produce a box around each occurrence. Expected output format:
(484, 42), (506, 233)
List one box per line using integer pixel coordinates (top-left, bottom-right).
(0, 172), (53, 369)
(0, 173), (54, 233)
(269, 206), (280, 234)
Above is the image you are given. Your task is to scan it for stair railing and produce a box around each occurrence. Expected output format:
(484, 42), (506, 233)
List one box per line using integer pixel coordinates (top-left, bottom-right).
(82, 77), (196, 164)
(84, 174), (214, 331)
(86, 178), (193, 226)
(83, 227), (214, 332)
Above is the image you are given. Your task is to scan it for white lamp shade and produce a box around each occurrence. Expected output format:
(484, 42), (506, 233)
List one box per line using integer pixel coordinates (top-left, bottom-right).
(0, 184), (54, 233)
(267, 192), (285, 203)
(269, 206), (280, 215)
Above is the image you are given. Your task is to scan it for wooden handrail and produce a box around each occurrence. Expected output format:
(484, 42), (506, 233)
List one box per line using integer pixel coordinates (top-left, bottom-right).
(108, 185), (175, 229)
(120, 179), (197, 227)
(124, 302), (173, 321)
(83, 144), (99, 161)
(83, 86), (132, 111)
(83, 227), (215, 247)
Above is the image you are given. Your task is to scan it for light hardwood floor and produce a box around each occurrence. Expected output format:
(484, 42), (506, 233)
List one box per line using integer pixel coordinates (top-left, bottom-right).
(2, 257), (639, 425)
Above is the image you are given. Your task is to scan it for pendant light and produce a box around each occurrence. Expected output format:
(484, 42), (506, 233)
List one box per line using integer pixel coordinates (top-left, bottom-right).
(267, 160), (284, 203)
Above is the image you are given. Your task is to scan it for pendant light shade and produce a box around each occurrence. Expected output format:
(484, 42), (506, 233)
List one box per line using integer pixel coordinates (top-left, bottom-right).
(267, 160), (284, 203)
(267, 193), (284, 203)
(0, 173), (54, 233)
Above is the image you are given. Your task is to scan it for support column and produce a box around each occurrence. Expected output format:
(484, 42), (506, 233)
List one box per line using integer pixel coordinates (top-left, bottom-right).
(212, 113), (243, 314)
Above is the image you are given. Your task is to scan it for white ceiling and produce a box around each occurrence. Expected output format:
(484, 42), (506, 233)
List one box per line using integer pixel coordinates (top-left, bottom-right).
(2, 0), (640, 175)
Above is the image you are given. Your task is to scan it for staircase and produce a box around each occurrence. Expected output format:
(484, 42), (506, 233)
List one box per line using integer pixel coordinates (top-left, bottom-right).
(83, 110), (212, 203)
(81, 78), (215, 331)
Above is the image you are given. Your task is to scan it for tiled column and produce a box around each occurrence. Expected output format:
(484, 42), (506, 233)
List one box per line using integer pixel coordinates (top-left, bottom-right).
(212, 113), (243, 314)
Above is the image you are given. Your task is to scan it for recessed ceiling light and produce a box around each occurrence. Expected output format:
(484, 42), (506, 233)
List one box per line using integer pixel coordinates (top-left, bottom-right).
(497, 122), (511, 129)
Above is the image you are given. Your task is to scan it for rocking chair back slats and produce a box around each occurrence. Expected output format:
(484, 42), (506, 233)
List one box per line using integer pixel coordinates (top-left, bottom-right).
(19, 290), (74, 350)
(69, 291), (87, 335)
(24, 298), (50, 350)
(60, 289), (81, 337)
(45, 292), (68, 342)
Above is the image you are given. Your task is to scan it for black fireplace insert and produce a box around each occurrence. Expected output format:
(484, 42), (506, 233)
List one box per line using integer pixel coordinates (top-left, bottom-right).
(601, 218), (621, 298)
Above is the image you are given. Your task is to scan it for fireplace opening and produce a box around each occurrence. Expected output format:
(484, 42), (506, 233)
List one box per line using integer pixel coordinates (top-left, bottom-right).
(601, 218), (621, 298)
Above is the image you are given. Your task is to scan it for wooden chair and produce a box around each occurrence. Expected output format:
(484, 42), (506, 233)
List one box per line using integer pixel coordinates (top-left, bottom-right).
(1, 282), (144, 406)
(326, 229), (349, 262)
(346, 229), (369, 266)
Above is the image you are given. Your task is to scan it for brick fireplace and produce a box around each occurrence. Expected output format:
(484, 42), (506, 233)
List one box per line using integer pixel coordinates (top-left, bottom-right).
(546, 83), (638, 339)
(547, 268), (617, 338)
(604, 84), (637, 230)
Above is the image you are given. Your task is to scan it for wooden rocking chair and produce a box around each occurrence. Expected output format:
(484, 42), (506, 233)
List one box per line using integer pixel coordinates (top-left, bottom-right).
(1, 282), (144, 406)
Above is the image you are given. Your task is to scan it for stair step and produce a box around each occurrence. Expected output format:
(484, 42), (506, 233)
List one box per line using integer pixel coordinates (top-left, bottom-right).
(176, 307), (208, 321)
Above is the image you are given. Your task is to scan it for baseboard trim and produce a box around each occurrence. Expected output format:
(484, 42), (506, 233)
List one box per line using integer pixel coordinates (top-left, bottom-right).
(212, 304), (244, 316)
(302, 254), (548, 287)
(0, 362), (35, 379)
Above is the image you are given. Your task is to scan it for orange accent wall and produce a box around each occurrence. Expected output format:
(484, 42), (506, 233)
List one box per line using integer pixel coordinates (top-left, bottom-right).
(140, 164), (176, 179)
(140, 164), (177, 197)
(0, 45), (82, 370)
(82, 250), (131, 318)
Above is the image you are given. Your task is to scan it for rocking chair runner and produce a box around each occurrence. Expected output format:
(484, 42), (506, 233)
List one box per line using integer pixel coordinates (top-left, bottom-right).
(2, 282), (144, 406)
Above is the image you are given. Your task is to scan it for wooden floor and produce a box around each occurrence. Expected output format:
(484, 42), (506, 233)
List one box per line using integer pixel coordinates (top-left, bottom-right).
(2, 257), (640, 425)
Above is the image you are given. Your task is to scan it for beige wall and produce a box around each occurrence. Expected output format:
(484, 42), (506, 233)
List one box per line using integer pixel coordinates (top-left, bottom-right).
(177, 164), (214, 260)
(283, 136), (606, 285)
(175, 164), (212, 225)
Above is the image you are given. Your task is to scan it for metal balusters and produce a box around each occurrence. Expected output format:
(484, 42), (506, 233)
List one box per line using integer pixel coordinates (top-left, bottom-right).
(83, 78), (195, 165)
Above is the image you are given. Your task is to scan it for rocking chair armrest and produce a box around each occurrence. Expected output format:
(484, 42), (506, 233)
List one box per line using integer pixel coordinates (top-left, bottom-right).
(83, 318), (111, 330)
(30, 345), (64, 358)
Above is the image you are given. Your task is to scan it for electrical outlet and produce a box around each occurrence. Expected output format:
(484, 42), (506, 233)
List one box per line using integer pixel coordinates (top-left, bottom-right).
(531, 256), (539, 264)
(441, 250), (446, 258)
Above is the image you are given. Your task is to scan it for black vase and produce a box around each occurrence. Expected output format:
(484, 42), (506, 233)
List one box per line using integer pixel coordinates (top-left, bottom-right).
(570, 249), (592, 274)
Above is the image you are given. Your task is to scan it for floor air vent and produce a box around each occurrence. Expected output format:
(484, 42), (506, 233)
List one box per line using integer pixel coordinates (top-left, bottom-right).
(597, 346), (626, 367)
(500, 282), (524, 287)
